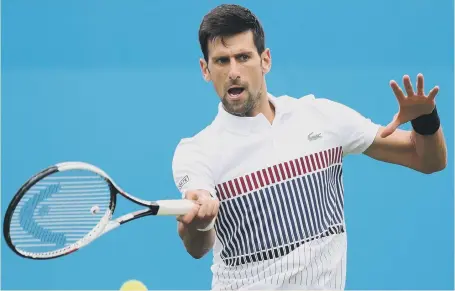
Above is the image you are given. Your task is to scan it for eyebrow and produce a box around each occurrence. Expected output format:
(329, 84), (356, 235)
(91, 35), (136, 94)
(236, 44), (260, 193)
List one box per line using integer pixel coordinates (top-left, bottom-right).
(211, 51), (254, 61)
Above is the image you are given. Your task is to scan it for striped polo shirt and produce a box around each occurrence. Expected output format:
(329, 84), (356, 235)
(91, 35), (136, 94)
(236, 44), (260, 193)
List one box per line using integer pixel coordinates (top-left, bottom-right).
(172, 93), (380, 290)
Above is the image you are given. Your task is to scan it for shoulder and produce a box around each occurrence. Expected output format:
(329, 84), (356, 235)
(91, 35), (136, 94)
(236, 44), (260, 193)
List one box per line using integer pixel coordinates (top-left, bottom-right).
(274, 93), (379, 133)
(172, 121), (220, 164)
(301, 94), (354, 111)
(273, 93), (316, 106)
(273, 93), (356, 118)
(273, 93), (345, 107)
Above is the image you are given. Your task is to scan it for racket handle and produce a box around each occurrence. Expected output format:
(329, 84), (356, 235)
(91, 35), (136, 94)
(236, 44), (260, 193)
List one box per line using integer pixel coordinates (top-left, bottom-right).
(156, 199), (196, 216)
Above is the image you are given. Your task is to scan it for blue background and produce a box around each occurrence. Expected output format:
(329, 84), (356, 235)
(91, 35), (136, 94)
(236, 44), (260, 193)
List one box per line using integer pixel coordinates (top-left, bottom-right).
(1, 0), (453, 290)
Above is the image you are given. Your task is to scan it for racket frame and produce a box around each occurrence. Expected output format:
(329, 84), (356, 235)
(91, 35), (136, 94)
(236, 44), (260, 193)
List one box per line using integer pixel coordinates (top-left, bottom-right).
(3, 161), (194, 260)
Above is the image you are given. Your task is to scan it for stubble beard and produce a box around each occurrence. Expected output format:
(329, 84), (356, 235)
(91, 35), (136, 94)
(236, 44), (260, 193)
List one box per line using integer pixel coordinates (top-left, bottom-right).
(222, 89), (262, 117)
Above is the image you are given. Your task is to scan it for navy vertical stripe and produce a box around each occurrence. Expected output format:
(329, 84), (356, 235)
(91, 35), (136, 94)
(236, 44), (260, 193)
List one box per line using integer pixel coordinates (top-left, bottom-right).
(214, 147), (345, 266)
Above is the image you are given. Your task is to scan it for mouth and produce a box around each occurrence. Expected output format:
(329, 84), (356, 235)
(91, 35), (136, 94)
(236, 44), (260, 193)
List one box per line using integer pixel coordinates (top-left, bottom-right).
(227, 87), (245, 99)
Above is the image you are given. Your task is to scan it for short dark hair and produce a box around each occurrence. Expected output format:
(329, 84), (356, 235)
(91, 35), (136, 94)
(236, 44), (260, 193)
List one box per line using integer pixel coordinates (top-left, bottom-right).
(198, 4), (265, 62)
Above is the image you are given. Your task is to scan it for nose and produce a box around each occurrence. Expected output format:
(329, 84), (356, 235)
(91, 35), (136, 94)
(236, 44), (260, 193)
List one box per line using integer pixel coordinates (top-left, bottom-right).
(228, 61), (240, 81)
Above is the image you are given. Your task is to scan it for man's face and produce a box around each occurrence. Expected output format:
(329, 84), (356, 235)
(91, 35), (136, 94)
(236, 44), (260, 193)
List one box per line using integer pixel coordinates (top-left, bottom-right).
(200, 30), (271, 116)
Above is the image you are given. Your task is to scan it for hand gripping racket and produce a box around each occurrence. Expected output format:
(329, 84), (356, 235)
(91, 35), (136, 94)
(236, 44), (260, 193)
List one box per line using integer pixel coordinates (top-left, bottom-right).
(3, 161), (195, 260)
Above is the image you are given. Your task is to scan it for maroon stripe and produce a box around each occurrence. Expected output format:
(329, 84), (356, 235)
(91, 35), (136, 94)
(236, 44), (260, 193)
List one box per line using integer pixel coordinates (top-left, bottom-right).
(267, 167), (276, 183)
(278, 163), (286, 180)
(215, 185), (224, 200)
(234, 178), (242, 196)
(300, 157), (307, 174)
(228, 180), (236, 197)
(308, 154), (318, 172)
(256, 171), (264, 187)
(239, 176), (247, 193)
(251, 173), (259, 189)
(262, 169), (270, 185)
(305, 156), (311, 172)
(284, 162), (292, 179)
(215, 147), (343, 200)
(311, 154), (322, 170)
(245, 174), (253, 191)
(222, 182), (231, 199)
(221, 184), (229, 200)
(294, 158), (302, 175)
(273, 165), (281, 182)
(319, 151), (326, 168)
(335, 147), (339, 163)
(289, 160), (297, 176)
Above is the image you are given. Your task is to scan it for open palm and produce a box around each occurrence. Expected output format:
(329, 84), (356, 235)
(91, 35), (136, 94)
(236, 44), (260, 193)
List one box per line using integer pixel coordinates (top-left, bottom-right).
(381, 73), (439, 138)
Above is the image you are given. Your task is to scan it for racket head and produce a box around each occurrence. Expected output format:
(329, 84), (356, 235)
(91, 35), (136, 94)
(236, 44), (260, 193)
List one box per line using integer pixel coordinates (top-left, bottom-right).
(3, 162), (117, 260)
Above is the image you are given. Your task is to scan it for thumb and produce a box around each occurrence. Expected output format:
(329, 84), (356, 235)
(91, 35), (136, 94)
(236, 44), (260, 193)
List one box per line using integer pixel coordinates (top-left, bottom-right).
(381, 115), (400, 138)
(185, 190), (200, 201)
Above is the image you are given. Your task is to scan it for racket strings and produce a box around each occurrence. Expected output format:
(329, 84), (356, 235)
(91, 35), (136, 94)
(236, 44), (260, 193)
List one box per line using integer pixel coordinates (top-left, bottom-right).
(10, 170), (112, 254)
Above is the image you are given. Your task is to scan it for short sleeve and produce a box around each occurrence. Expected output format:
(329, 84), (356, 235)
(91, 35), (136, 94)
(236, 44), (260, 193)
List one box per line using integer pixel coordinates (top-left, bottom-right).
(172, 137), (216, 198)
(315, 98), (381, 155)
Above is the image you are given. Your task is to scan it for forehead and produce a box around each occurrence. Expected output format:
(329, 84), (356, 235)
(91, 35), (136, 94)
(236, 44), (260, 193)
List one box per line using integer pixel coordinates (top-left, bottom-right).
(207, 30), (256, 57)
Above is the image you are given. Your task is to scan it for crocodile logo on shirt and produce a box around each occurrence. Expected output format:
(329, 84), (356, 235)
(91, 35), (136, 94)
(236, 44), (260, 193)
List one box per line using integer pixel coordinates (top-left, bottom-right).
(308, 132), (322, 141)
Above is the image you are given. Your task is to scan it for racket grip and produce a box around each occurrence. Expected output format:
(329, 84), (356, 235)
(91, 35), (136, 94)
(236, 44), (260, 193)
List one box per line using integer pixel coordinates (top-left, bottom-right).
(156, 199), (196, 216)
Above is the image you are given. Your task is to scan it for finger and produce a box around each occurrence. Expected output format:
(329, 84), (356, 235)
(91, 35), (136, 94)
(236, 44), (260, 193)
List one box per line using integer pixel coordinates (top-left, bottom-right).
(206, 200), (219, 218)
(428, 86), (439, 101)
(380, 125), (395, 139)
(181, 210), (197, 224)
(211, 200), (220, 217)
(390, 80), (406, 103)
(402, 75), (414, 97)
(198, 199), (219, 222)
(416, 73), (424, 95)
(178, 205), (200, 224)
(185, 191), (200, 201)
(198, 203), (208, 219)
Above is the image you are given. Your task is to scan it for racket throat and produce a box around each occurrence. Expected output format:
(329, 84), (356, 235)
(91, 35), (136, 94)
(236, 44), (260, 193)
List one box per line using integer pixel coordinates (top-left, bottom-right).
(114, 208), (157, 225)
(103, 221), (121, 233)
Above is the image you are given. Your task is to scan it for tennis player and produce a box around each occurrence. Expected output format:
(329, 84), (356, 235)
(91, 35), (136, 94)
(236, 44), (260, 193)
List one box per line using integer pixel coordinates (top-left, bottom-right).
(172, 4), (447, 290)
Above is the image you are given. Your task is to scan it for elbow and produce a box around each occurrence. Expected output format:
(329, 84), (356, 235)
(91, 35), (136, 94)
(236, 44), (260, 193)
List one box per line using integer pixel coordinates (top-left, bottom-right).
(419, 159), (447, 174)
(186, 246), (211, 259)
(436, 159), (448, 173)
(189, 251), (206, 260)
(179, 232), (212, 260)
(178, 222), (215, 260)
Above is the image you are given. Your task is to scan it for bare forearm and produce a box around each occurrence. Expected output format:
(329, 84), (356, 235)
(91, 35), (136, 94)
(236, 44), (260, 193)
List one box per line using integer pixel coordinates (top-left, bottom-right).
(178, 222), (215, 259)
(412, 128), (447, 173)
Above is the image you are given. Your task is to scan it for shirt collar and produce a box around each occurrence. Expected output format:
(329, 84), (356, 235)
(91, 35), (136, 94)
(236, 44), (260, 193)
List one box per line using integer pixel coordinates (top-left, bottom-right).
(214, 93), (292, 134)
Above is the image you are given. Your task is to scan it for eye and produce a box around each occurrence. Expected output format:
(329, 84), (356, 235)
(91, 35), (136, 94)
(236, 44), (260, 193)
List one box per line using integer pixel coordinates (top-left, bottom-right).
(237, 54), (250, 62)
(216, 57), (229, 65)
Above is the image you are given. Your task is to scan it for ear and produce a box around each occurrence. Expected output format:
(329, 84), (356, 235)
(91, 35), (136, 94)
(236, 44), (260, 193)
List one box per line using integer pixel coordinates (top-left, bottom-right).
(261, 48), (272, 74)
(199, 58), (211, 82)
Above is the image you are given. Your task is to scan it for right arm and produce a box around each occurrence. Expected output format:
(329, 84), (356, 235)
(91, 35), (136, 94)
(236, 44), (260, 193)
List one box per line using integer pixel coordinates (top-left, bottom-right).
(177, 189), (218, 259)
(172, 138), (219, 259)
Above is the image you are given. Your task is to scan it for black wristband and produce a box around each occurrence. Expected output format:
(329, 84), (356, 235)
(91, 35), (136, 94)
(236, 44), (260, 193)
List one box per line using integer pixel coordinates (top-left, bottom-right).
(411, 106), (440, 135)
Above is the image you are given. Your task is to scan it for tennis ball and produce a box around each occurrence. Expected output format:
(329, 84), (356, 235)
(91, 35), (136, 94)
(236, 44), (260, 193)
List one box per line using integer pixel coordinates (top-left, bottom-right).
(119, 279), (148, 291)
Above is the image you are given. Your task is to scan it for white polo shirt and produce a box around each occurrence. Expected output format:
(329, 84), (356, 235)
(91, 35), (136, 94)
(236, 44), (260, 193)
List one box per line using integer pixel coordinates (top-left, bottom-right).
(172, 93), (381, 290)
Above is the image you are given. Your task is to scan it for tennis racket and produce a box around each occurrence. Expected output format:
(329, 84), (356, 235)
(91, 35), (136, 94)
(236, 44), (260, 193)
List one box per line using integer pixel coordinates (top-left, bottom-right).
(3, 161), (195, 260)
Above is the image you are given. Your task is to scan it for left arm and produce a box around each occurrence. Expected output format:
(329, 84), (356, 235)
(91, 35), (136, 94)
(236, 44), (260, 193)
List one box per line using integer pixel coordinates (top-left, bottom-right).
(364, 126), (447, 174)
(363, 73), (447, 174)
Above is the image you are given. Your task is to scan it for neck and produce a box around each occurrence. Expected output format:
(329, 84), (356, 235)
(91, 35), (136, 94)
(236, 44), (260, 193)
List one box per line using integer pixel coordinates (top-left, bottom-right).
(261, 99), (275, 124)
(251, 91), (275, 124)
(257, 79), (274, 123)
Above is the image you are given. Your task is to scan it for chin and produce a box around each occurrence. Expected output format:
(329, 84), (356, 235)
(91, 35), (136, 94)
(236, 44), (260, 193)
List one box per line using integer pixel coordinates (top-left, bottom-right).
(228, 104), (254, 117)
